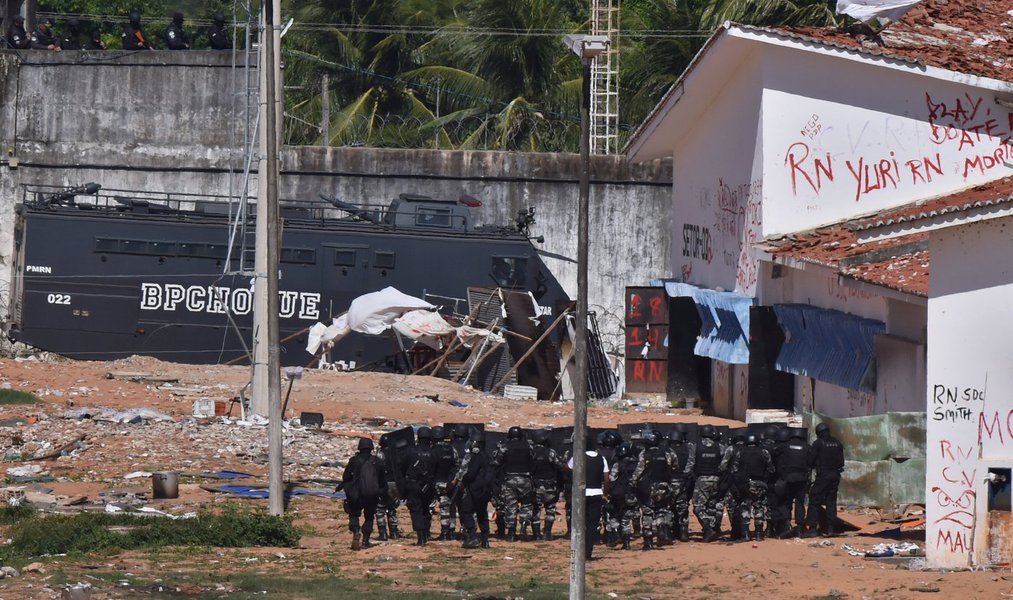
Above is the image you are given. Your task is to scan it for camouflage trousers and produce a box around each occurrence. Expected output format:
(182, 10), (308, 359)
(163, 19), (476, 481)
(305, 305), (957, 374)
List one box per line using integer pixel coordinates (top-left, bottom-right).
(669, 478), (691, 529)
(692, 475), (724, 531)
(497, 474), (534, 529)
(641, 482), (673, 537)
(433, 481), (457, 533)
(531, 479), (559, 528)
(610, 493), (641, 536)
(740, 479), (769, 529)
(376, 493), (399, 532)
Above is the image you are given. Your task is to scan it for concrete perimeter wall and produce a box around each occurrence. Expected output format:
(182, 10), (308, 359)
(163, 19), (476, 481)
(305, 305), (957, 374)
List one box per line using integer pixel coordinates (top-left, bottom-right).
(0, 50), (672, 356)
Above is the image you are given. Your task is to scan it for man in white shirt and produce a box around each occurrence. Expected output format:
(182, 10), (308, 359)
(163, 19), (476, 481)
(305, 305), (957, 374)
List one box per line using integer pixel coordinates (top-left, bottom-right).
(568, 434), (611, 560)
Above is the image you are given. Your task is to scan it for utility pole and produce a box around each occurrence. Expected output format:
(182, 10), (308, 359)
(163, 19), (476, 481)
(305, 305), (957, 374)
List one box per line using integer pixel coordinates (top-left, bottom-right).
(253, 0), (284, 516)
(562, 33), (609, 599)
(320, 74), (330, 145)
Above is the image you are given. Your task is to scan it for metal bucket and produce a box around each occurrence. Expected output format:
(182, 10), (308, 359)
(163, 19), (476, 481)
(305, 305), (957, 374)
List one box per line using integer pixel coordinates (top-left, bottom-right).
(152, 471), (179, 499)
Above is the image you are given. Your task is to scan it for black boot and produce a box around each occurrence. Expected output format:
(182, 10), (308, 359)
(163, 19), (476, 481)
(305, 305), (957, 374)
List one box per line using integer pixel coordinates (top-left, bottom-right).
(739, 521), (751, 543)
(439, 528), (451, 541)
(801, 524), (819, 538)
(658, 525), (672, 546)
(532, 523), (541, 541)
(481, 532), (490, 548)
(361, 533), (374, 549)
(462, 529), (480, 548)
(622, 534), (631, 550)
(755, 524), (765, 542)
(495, 514), (506, 539)
(351, 530), (362, 551)
(520, 524), (529, 541)
(642, 535), (653, 551)
(506, 527), (517, 542)
(415, 530), (426, 546)
(543, 523), (553, 541)
(378, 524), (389, 541)
(702, 527), (719, 543)
(678, 524), (690, 543)
(390, 525), (401, 540)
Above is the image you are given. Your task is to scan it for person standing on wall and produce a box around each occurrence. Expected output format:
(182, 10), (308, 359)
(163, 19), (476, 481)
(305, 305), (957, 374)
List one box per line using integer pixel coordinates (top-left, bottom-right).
(803, 422), (845, 537)
(30, 17), (60, 51)
(6, 15), (30, 49)
(164, 12), (190, 50)
(207, 14), (231, 50)
(121, 10), (152, 50)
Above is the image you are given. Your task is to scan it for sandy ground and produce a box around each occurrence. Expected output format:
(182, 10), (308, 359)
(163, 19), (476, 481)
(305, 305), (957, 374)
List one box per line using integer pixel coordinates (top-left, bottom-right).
(0, 355), (1008, 599)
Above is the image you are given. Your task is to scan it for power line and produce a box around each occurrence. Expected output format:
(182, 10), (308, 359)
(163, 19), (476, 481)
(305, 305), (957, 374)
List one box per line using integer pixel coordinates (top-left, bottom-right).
(36, 11), (712, 39)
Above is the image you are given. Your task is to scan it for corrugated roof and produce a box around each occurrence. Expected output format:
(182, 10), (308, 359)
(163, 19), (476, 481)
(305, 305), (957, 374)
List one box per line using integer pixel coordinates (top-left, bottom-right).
(855, 177), (1013, 230)
(779, 0), (1013, 83)
(764, 224), (931, 296)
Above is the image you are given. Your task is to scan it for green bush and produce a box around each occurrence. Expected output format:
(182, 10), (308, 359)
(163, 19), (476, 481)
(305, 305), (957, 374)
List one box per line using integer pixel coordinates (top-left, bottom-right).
(0, 389), (41, 405)
(1, 505), (300, 559)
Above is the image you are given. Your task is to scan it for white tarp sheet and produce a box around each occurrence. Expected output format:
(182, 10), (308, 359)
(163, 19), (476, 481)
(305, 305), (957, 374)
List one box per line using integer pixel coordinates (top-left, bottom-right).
(306, 314), (351, 355)
(457, 325), (505, 348)
(393, 310), (456, 350)
(347, 287), (434, 334)
(836, 0), (921, 22)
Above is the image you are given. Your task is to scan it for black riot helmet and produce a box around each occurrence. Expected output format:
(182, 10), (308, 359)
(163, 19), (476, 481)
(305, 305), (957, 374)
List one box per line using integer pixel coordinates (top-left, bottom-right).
(431, 426), (445, 441)
(507, 426), (523, 440)
(171, 12), (184, 25)
(213, 14), (226, 25)
(775, 428), (792, 443)
(67, 17), (80, 31)
(13, 15), (24, 26)
(790, 428), (805, 440)
(667, 430), (685, 444)
(469, 431), (486, 451)
(128, 10), (141, 27)
(645, 430), (662, 447)
(745, 434), (759, 446)
(617, 443), (633, 460)
(416, 426), (433, 441)
(534, 430), (551, 446)
(379, 433), (391, 448)
(700, 424), (716, 439)
(453, 424), (470, 439)
(731, 430), (747, 444)
(815, 422), (831, 436)
(357, 437), (374, 452)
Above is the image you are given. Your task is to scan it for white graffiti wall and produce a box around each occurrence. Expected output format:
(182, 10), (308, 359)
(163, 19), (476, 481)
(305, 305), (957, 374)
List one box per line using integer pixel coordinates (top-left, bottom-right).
(926, 216), (1013, 567)
(671, 53), (764, 295)
(761, 46), (1013, 237)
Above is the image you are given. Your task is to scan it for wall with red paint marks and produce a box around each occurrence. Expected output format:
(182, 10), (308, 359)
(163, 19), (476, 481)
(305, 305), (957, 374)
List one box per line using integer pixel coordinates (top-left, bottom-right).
(671, 53), (764, 295)
(926, 216), (1013, 568)
(762, 45), (1013, 237)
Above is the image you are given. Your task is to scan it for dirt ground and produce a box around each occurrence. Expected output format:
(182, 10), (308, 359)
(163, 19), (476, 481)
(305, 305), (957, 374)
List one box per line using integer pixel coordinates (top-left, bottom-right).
(0, 354), (1009, 599)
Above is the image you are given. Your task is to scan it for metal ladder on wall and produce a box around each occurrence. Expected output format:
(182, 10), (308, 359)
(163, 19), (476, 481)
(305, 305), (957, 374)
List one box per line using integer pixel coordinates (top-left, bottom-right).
(589, 0), (620, 155)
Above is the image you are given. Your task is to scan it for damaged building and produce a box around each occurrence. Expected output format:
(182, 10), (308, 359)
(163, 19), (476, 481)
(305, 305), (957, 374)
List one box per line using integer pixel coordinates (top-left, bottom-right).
(623, 0), (1011, 568)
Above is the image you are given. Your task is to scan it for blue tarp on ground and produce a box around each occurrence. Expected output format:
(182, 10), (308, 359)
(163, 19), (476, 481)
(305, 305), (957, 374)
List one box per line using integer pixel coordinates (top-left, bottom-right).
(206, 485), (346, 499)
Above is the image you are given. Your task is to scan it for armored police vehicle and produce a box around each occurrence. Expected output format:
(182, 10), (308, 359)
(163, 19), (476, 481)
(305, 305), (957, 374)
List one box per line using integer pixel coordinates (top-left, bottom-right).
(6, 184), (568, 369)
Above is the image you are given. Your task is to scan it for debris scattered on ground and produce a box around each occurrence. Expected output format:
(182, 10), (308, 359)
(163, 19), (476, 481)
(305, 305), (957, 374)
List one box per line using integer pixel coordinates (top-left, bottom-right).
(843, 542), (922, 558)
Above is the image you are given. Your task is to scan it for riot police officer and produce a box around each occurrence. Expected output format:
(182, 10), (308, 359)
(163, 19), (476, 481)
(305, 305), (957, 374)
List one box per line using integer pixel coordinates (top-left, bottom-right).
(30, 17), (60, 51)
(455, 432), (494, 548)
(693, 425), (725, 542)
(608, 442), (641, 550)
(633, 430), (678, 549)
(804, 422), (845, 537)
(431, 426), (460, 540)
(773, 428), (810, 538)
(491, 426), (535, 541)
(732, 434), (775, 541)
(530, 430), (563, 540)
(404, 427), (438, 545)
(374, 434), (402, 541)
(666, 430), (695, 542)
